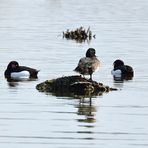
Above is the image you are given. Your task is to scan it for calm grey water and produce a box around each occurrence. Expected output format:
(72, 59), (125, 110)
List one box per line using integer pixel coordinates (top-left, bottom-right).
(0, 0), (148, 148)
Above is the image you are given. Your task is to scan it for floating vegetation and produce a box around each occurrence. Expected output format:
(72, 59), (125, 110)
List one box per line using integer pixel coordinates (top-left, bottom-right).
(63, 26), (95, 43)
(36, 75), (117, 98)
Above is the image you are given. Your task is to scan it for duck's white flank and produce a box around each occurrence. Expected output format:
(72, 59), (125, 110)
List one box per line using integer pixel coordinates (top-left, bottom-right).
(111, 69), (122, 76)
(11, 71), (30, 79)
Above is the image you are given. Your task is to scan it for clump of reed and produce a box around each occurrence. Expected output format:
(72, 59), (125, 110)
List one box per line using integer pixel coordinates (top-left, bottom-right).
(63, 26), (95, 42)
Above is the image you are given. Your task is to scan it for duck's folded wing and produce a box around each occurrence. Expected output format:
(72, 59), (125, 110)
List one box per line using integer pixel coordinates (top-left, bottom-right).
(74, 57), (100, 74)
(20, 66), (39, 77)
(74, 57), (90, 74)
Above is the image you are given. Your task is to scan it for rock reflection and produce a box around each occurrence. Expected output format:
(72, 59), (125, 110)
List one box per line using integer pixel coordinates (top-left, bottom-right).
(51, 91), (104, 99)
(76, 97), (97, 123)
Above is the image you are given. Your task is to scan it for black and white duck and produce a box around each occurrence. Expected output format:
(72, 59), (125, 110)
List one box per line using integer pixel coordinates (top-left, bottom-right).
(4, 61), (39, 79)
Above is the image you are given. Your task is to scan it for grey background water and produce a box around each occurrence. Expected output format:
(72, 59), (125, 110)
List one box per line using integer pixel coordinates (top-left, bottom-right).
(0, 0), (148, 147)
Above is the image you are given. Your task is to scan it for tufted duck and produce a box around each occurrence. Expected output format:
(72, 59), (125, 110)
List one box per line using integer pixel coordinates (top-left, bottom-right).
(4, 61), (39, 79)
(111, 59), (134, 77)
(74, 48), (100, 80)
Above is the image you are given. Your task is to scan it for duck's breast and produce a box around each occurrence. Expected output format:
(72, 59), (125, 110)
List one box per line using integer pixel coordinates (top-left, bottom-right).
(111, 69), (122, 76)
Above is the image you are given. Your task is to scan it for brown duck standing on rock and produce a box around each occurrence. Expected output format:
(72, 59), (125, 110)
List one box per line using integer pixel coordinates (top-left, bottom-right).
(74, 48), (100, 80)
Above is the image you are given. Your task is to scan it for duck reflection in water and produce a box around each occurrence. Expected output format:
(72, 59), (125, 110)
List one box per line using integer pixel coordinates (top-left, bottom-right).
(113, 74), (134, 83)
(6, 77), (38, 87)
(76, 97), (97, 124)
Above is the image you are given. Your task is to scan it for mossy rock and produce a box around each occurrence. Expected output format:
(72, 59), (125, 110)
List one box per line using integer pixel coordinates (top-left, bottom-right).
(36, 75), (117, 97)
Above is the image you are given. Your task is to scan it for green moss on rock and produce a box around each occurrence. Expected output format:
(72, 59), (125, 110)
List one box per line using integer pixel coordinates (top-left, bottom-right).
(36, 75), (117, 97)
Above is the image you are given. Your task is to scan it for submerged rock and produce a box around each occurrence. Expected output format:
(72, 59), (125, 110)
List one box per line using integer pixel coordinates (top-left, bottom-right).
(36, 75), (117, 97)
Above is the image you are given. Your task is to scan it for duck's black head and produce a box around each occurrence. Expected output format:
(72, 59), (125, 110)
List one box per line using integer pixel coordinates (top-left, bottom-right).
(113, 59), (124, 68)
(7, 61), (19, 71)
(86, 48), (96, 58)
